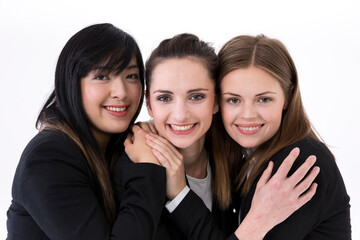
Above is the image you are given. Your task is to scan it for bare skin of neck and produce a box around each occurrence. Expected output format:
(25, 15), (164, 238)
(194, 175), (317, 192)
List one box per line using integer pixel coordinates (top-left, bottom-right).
(91, 127), (111, 154)
(178, 137), (208, 179)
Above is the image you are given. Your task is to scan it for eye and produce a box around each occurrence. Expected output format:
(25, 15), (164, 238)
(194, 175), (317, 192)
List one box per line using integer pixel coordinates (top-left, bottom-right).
(226, 98), (240, 104)
(94, 75), (109, 80)
(127, 73), (139, 80)
(190, 94), (205, 101)
(157, 95), (171, 102)
(258, 97), (272, 103)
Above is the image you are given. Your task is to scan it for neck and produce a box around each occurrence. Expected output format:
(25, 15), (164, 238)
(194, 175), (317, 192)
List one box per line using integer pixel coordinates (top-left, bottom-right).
(179, 136), (208, 179)
(91, 127), (111, 154)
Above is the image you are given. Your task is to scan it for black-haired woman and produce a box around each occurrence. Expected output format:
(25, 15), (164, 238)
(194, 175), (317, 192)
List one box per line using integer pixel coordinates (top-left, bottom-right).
(6, 23), (166, 240)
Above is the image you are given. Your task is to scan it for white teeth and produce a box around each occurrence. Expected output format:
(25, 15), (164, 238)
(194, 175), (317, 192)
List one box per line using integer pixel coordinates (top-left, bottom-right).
(170, 124), (195, 131)
(105, 106), (126, 112)
(239, 126), (260, 131)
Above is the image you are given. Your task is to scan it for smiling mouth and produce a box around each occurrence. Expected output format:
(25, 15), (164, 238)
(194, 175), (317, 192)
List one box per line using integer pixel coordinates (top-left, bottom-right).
(238, 125), (262, 131)
(236, 124), (264, 135)
(170, 124), (196, 131)
(104, 106), (127, 112)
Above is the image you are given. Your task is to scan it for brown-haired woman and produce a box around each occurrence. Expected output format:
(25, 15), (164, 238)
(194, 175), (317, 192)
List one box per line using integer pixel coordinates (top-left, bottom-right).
(130, 33), (320, 240)
(215, 34), (351, 239)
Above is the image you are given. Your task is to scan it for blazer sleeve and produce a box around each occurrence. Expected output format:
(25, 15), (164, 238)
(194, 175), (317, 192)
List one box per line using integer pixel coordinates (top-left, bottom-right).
(261, 138), (351, 240)
(111, 152), (167, 239)
(16, 131), (166, 240)
(167, 190), (238, 240)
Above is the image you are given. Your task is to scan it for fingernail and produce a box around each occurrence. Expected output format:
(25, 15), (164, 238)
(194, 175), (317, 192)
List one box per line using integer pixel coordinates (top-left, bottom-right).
(315, 166), (320, 173)
(294, 147), (300, 153)
(310, 156), (317, 163)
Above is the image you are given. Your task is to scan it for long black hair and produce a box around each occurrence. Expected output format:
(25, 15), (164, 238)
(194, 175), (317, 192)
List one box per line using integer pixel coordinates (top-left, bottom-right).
(36, 23), (145, 223)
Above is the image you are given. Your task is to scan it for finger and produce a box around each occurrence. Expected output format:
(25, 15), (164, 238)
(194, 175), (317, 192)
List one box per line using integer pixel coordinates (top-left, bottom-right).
(257, 161), (274, 188)
(294, 166), (320, 196)
(274, 147), (300, 179)
(124, 133), (134, 145)
(147, 139), (180, 169)
(130, 124), (141, 133)
(146, 134), (180, 159)
(148, 134), (182, 160)
(296, 183), (318, 210)
(124, 137), (130, 148)
(136, 121), (151, 133)
(132, 125), (147, 139)
(152, 148), (172, 169)
(288, 155), (317, 186)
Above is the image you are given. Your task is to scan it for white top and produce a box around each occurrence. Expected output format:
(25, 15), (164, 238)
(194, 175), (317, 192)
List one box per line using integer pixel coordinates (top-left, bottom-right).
(165, 160), (213, 212)
(186, 161), (213, 211)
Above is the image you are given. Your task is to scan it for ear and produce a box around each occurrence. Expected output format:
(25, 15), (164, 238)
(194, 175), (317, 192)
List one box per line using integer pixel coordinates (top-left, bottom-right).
(213, 101), (219, 114)
(145, 92), (154, 117)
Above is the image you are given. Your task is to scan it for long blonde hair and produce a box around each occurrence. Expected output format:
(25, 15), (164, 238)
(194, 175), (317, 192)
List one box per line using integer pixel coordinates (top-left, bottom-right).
(215, 34), (319, 194)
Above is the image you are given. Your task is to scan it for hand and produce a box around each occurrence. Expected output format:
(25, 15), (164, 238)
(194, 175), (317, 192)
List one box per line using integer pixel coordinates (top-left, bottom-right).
(145, 133), (186, 200)
(124, 125), (160, 165)
(235, 147), (320, 240)
(136, 120), (158, 134)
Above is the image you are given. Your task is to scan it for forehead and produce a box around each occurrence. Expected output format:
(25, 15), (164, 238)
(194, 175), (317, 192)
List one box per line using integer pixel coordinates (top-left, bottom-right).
(92, 57), (139, 75)
(221, 67), (283, 93)
(151, 58), (214, 90)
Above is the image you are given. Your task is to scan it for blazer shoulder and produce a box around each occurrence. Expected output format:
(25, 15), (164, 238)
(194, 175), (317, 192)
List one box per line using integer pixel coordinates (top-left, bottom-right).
(21, 129), (83, 161)
(16, 129), (88, 180)
(270, 137), (335, 167)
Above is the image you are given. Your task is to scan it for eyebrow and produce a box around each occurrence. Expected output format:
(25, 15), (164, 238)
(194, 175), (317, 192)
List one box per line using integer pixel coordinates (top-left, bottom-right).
(126, 64), (139, 70)
(222, 91), (277, 97)
(187, 88), (209, 93)
(153, 88), (209, 94)
(91, 64), (138, 71)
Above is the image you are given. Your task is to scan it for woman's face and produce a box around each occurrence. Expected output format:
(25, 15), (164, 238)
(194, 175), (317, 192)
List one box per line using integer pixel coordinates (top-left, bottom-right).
(147, 58), (218, 149)
(81, 58), (142, 145)
(220, 66), (286, 149)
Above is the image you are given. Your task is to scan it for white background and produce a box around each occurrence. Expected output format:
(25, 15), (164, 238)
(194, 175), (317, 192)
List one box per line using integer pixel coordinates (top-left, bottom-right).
(0, 0), (359, 238)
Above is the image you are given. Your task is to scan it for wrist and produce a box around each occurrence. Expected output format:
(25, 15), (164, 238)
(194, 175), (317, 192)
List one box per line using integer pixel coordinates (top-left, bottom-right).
(235, 211), (268, 240)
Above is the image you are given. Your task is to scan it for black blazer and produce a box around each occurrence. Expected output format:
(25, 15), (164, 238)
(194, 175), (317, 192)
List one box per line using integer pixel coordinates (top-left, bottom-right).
(152, 155), (240, 240)
(7, 129), (166, 240)
(239, 137), (351, 240)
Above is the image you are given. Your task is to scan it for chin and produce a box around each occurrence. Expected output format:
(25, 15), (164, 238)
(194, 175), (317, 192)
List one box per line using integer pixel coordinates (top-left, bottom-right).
(170, 140), (193, 149)
(235, 139), (259, 149)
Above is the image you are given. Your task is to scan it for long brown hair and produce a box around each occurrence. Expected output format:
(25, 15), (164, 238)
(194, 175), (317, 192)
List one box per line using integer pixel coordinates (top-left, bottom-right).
(145, 33), (231, 209)
(215, 34), (319, 194)
(36, 24), (145, 223)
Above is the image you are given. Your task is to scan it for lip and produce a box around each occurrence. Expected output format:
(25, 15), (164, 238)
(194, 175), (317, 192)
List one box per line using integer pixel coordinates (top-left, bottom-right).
(236, 124), (263, 135)
(103, 105), (129, 117)
(167, 123), (198, 135)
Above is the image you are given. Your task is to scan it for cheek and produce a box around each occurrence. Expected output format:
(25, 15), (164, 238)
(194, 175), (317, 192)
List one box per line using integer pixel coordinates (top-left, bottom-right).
(265, 107), (283, 130)
(220, 105), (233, 125)
(149, 103), (167, 129)
(81, 84), (98, 111)
(202, 102), (217, 124)
(130, 84), (143, 103)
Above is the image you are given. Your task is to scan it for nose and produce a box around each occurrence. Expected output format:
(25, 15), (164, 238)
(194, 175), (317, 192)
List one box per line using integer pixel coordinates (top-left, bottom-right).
(240, 102), (257, 119)
(172, 100), (190, 123)
(110, 77), (127, 100)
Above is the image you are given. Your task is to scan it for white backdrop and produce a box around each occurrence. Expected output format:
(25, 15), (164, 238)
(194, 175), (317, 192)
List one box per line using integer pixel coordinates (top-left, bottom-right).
(1, 0), (359, 238)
